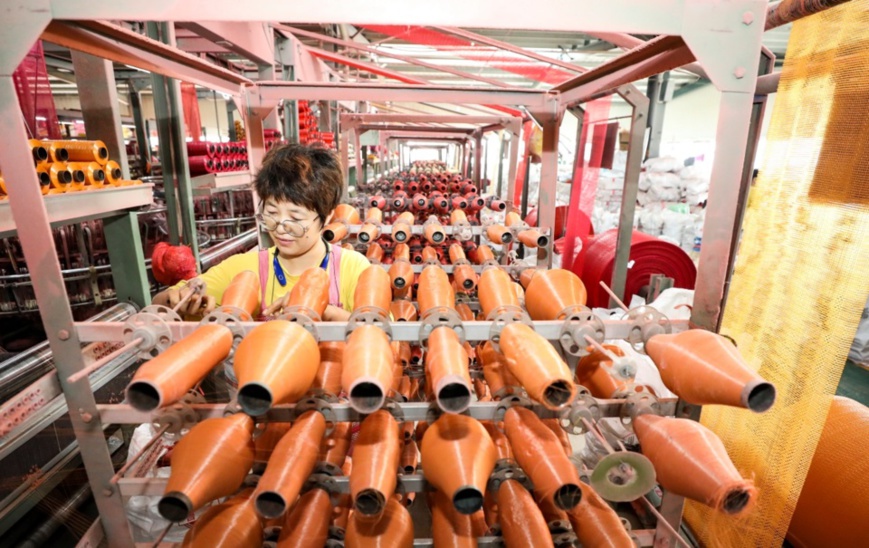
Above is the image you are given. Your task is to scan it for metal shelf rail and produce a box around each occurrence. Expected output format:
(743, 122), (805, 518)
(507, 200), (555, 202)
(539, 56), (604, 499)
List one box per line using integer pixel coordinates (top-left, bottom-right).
(0, 2), (774, 546)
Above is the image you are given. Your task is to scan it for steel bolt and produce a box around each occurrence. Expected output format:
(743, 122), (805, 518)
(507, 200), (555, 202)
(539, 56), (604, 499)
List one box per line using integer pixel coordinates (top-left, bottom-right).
(80, 409), (93, 423)
(103, 487), (114, 497)
(734, 67), (747, 79)
(58, 330), (70, 340)
(742, 11), (755, 25)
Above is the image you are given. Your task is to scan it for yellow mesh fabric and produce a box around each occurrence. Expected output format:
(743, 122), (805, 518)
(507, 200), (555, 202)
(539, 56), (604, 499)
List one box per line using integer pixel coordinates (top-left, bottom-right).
(684, 2), (869, 546)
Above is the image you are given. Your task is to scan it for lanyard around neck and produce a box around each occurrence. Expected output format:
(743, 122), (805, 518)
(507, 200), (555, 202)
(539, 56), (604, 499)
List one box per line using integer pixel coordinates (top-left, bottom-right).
(272, 244), (330, 287)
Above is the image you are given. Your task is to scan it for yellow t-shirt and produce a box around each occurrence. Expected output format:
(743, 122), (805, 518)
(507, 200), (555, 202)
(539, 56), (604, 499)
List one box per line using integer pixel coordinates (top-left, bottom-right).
(195, 245), (370, 312)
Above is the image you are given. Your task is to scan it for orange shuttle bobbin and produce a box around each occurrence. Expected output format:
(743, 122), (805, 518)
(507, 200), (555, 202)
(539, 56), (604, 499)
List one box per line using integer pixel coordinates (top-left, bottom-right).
(471, 244), (498, 267)
(392, 211), (415, 243)
(417, 265), (456, 318)
(503, 407), (583, 511)
(423, 215), (446, 244)
(485, 223), (513, 245)
(28, 139), (49, 164)
(523, 268), (605, 360)
(313, 341), (344, 397)
(425, 326), (473, 414)
(233, 320), (321, 416)
(449, 243), (478, 293)
(449, 209), (473, 241)
(319, 421), (353, 469)
(254, 410), (326, 519)
(352, 265), (392, 319)
(282, 266), (330, 320)
(390, 300), (418, 322)
(633, 414), (756, 515)
(349, 410), (401, 519)
(478, 267), (520, 320)
(497, 479), (552, 548)
(126, 323), (233, 412)
(430, 489), (481, 548)
(342, 325), (394, 414)
(159, 413), (256, 521)
(276, 488), (333, 548)
(388, 243), (414, 294)
(421, 246), (440, 266)
(499, 323), (577, 410)
(566, 483), (635, 548)
(646, 329), (776, 413)
(181, 489), (262, 548)
(50, 139), (109, 164)
(518, 229), (548, 248)
(421, 413), (497, 515)
(323, 203), (360, 243)
(220, 270), (261, 319)
(358, 207), (383, 243)
(345, 497), (414, 548)
(366, 242), (384, 263)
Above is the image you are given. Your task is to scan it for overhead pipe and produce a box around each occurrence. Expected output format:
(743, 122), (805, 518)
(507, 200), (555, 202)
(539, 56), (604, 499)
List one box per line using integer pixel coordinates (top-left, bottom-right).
(199, 229), (258, 270)
(159, 413), (255, 521)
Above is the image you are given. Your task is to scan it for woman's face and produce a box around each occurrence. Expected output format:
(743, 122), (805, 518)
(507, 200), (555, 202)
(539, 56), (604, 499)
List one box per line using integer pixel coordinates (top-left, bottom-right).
(261, 198), (333, 257)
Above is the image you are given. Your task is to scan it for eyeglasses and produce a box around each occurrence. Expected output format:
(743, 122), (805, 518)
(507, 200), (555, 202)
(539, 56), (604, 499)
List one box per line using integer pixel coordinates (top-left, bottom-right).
(256, 213), (318, 238)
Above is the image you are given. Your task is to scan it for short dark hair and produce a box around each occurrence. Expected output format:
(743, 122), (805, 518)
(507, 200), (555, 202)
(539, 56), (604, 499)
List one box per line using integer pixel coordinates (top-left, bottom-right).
(253, 143), (343, 224)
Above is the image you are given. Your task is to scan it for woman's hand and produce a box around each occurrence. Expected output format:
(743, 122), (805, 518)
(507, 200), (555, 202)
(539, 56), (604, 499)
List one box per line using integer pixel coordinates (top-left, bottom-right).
(323, 304), (351, 321)
(156, 280), (215, 316)
(261, 293), (291, 318)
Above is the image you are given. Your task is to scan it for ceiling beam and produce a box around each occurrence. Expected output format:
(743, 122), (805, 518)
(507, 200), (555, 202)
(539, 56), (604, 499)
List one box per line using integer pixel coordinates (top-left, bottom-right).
(276, 25), (514, 89)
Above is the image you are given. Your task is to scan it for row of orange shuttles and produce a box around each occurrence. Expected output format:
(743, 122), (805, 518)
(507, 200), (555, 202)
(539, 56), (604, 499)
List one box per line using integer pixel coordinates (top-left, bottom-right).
(0, 139), (138, 199)
(124, 251), (775, 546)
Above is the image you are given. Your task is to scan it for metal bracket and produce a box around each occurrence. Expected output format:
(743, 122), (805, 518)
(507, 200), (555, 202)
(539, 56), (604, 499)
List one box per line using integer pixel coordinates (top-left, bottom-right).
(487, 306), (532, 353)
(302, 473), (342, 506)
(418, 307), (465, 349)
(557, 305), (606, 357)
(275, 309), (320, 340)
(486, 460), (533, 493)
(153, 391), (204, 435)
(346, 309), (392, 339)
(200, 309), (247, 365)
(620, 387), (662, 425)
(560, 388), (601, 434)
(492, 394), (534, 425)
(294, 397), (337, 436)
(622, 306), (671, 354)
(122, 309), (174, 359)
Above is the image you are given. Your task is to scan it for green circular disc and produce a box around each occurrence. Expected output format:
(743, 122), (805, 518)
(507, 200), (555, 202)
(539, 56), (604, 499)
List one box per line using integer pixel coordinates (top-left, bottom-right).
(590, 451), (657, 502)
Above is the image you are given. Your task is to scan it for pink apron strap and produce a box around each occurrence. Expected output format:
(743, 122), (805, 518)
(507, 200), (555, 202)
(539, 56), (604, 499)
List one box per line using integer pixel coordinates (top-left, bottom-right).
(258, 248), (270, 313)
(328, 244), (343, 308)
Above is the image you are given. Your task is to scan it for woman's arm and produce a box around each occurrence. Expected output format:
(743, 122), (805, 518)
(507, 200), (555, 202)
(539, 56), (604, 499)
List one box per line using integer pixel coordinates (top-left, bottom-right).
(323, 304), (351, 321)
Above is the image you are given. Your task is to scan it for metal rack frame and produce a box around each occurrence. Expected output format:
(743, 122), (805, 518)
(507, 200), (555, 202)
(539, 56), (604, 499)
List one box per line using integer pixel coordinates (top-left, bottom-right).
(0, 2), (773, 546)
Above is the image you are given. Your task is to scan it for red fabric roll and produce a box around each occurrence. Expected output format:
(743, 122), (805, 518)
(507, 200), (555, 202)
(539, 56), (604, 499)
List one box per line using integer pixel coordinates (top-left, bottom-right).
(578, 229), (696, 308)
(189, 155), (215, 176)
(187, 141), (217, 157)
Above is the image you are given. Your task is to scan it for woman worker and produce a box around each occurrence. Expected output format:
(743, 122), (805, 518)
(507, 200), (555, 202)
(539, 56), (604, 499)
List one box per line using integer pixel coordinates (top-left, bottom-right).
(152, 143), (370, 321)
